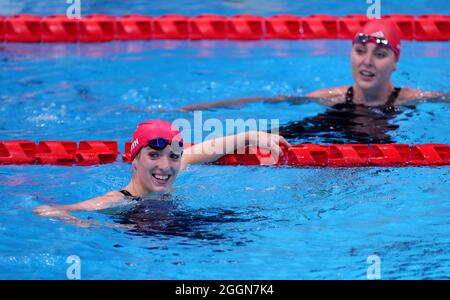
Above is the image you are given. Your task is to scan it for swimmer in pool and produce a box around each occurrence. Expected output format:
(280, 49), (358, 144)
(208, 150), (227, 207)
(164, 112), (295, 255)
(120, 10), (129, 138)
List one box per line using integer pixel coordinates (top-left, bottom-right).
(175, 19), (449, 143)
(33, 119), (290, 227)
(178, 19), (448, 112)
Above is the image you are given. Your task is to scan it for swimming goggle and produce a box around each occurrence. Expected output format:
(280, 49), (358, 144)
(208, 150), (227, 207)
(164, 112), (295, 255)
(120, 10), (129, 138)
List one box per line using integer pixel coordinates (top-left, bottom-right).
(148, 138), (184, 154)
(354, 33), (393, 51)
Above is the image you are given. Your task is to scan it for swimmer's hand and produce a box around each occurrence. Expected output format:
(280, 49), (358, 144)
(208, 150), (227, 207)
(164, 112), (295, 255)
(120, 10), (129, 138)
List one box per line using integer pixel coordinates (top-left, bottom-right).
(181, 131), (290, 168)
(33, 205), (99, 228)
(245, 131), (291, 164)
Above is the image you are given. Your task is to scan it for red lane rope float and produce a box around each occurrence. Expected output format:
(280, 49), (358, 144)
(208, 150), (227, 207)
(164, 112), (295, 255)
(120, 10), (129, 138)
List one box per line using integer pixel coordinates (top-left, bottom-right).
(1, 140), (449, 167)
(116, 14), (153, 40)
(78, 14), (116, 42)
(338, 14), (375, 39)
(0, 140), (36, 164)
(190, 14), (227, 40)
(301, 14), (338, 39)
(42, 15), (78, 42)
(383, 14), (415, 40)
(217, 144), (450, 166)
(415, 14), (450, 41)
(4, 14), (42, 42)
(265, 15), (302, 40)
(35, 141), (77, 165)
(227, 14), (265, 40)
(76, 141), (118, 165)
(0, 16), (6, 41)
(0, 140), (119, 166)
(1, 14), (449, 42)
(153, 14), (189, 40)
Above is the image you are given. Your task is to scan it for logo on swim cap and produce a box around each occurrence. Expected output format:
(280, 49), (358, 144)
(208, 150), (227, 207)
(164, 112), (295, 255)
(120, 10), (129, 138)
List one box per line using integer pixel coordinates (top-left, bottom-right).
(131, 138), (139, 152)
(371, 31), (385, 38)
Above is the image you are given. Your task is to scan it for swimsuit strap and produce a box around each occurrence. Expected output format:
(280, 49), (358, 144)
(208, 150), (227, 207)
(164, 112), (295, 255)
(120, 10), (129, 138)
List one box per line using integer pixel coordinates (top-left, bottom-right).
(345, 86), (402, 106)
(386, 87), (402, 106)
(345, 86), (354, 104)
(119, 189), (134, 197)
(119, 189), (141, 201)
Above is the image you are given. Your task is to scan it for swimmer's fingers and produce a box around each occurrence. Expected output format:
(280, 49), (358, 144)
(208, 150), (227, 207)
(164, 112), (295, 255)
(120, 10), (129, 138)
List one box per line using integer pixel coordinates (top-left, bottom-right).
(248, 132), (284, 164)
(257, 139), (283, 165)
(245, 132), (290, 164)
(277, 135), (291, 148)
(258, 132), (290, 155)
(269, 141), (282, 160)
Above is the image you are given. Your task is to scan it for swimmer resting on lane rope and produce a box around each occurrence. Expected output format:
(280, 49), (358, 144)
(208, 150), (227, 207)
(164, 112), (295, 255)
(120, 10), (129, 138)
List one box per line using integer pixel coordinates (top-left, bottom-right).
(178, 19), (449, 112)
(33, 120), (290, 228)
(175, 19), (449, 144)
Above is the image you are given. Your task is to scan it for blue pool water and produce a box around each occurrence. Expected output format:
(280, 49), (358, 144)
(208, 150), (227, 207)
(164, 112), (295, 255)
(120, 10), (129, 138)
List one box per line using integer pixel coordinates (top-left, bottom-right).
(1, 0), (450, 279)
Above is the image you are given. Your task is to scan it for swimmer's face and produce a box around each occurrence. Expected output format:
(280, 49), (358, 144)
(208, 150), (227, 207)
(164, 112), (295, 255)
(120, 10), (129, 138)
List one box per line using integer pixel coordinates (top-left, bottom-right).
(351, 42), (397, 91)
(133, 145), (182, 193)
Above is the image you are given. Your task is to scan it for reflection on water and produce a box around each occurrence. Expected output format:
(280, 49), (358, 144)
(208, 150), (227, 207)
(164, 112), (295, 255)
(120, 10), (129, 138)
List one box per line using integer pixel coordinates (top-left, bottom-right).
(107, 194), (261, 240)
(279, 103), (417, 144)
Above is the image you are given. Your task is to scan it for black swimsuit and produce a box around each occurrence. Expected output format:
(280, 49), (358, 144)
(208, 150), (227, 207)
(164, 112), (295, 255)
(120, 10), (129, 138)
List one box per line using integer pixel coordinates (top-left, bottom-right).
(278, 86), (403, 144)
(119, 189), (141, 201)
(343, 86), (401, 111)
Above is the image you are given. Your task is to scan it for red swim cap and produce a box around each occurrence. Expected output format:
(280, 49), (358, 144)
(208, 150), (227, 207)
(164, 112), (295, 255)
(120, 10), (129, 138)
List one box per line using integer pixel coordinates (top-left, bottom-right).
(355, 19), (401, 60)
(130, 120), (183, 160)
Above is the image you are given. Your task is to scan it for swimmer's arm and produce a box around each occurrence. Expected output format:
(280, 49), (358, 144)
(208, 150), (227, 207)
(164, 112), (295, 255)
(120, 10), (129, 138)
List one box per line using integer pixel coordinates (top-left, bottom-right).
(424, 92), (450, 102)
(33, 191), (125, 227)
(180, 131), (290, 168)
(397, 88), (450, 104)
(178, 95), (312, 112)
(305, 87), (349, 106)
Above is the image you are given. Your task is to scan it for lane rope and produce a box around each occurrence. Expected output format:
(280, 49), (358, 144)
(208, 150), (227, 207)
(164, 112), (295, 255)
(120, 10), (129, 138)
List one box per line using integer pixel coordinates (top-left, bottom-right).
(1, 140), (449, 167)
(1, 14), (449, 42)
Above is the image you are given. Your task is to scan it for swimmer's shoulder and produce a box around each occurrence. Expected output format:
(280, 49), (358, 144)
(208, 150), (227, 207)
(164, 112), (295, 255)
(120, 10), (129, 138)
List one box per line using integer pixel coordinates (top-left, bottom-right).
(395, 87), (443, 105)
(306, 86), (349, 106)
(89, 190), (128, 205)
(95, 190), (130, 206)
(107, 190), (127, 198)
(95, 190), (127, 204)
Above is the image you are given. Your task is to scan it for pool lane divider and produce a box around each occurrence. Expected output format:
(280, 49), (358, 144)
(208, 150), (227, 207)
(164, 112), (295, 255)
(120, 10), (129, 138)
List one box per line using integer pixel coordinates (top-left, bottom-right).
(0, 140), (449, 167)
(1, 14), (449, 43)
